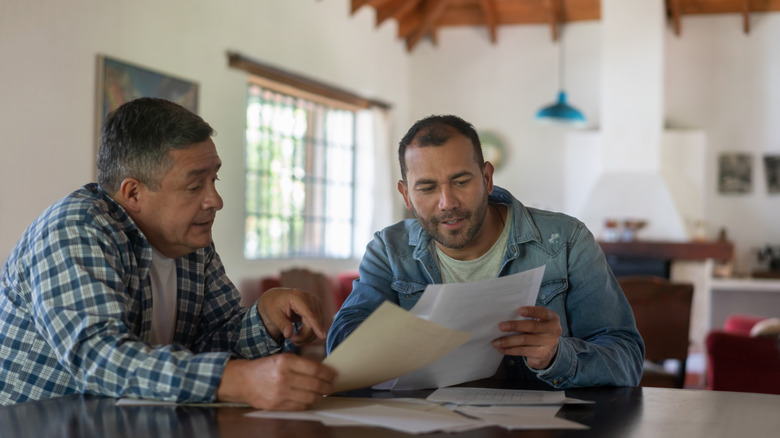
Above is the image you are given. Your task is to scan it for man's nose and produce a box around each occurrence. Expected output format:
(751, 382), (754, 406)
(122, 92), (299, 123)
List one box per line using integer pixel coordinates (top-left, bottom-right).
(438, 186), (459, 210)
(203, 185), (224, 211)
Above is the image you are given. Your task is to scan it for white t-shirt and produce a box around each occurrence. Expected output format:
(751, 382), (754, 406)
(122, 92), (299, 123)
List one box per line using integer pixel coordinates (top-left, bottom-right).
(148, 247), (177, 345)
(435, 208), (513, 283)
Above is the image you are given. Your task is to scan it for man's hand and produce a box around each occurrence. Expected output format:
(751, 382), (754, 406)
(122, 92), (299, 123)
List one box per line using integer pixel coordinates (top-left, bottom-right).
(217, 355), (337, 411)
(491, 306), (562, 369)
(257, 287), (325, 345)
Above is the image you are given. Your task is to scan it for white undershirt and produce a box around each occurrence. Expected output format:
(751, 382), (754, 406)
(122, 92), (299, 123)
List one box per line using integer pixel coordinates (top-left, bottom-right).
(435, 208), (513, 283)
(148, 247), (177, 345)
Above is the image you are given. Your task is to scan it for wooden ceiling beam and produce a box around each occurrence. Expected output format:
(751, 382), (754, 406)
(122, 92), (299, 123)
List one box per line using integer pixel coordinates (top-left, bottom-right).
(406, 0), (452, 51)
(484, 0), (598, 25)
(397, 9), (421, 39)
(353, 0), (397, 16)
(360, 0), (780, 51)
(478, 0), (499, 43)
(676, 0), (780, 14)
(543, 0), (562, 42)
(667, 0), (682, 36)
(376, 0), (421, 26)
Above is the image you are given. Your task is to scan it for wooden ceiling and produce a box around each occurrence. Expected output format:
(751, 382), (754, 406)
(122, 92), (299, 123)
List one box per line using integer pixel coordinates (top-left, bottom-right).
(351, 0), (780, 51)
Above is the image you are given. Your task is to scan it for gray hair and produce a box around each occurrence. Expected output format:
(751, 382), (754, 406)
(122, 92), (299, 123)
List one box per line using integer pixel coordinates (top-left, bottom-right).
(97, 97), (215, 193)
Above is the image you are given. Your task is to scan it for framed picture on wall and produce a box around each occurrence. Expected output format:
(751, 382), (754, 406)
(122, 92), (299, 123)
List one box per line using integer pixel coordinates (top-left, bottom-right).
(717, 152), (753, 194)
(96, 55), (199, 125)
(764, 154), (780, 194)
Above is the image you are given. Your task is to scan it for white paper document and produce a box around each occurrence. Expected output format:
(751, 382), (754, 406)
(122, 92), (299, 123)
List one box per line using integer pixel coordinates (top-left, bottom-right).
(323, 301), (472, 393)
(426, 387), (566, 405)
(317, 404), (481, 434)
(378, 266), (546, 390)
(245, 395), (589, 433)
(246, 396), (484, 432)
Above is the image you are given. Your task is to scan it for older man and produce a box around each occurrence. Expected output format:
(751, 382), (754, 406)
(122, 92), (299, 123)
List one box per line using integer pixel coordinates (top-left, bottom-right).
(0, 98), (335, 409)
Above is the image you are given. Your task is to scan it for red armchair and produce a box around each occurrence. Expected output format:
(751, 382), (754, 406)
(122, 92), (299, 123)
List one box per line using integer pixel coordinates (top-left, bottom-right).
(706, 314), (780, 394)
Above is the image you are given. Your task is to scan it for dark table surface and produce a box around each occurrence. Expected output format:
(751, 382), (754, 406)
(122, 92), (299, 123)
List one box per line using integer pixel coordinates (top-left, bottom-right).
(2, 386), (779, 438)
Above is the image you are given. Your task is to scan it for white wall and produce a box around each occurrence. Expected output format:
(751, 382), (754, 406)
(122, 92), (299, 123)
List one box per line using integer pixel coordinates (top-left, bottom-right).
(0, 0), (409, 293)
(665, 14), (780, 272)
(409, 13), (780, 274)
(407, 22), (602, 213)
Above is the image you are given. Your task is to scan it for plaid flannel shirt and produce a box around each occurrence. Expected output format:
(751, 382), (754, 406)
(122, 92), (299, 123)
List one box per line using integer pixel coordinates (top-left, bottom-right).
(0, 184), (291, 405)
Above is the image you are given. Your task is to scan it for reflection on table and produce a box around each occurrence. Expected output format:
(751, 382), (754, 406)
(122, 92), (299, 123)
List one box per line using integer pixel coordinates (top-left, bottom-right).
(2, 385), (780, 438)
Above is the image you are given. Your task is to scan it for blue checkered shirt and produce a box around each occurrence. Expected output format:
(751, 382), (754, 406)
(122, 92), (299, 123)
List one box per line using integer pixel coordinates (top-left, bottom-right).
(0, 184), (292, 405)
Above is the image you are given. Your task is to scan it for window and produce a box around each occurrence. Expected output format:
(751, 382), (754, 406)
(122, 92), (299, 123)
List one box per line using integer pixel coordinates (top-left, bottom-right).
(244, 85), (356, 259)
(228, 52), (391, 260)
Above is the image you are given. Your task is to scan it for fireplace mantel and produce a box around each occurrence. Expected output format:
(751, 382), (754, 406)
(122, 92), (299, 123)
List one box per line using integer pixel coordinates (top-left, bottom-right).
(598, 240), (734, 263)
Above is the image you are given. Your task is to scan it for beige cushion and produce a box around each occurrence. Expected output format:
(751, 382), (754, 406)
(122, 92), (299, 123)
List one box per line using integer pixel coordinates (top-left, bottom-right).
(750, 317), (780, 338)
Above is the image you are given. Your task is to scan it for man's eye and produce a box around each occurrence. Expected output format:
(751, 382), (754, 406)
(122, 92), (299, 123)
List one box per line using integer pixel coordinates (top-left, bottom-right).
(418, 186), (435, 193)
(188, 185), (201, 192)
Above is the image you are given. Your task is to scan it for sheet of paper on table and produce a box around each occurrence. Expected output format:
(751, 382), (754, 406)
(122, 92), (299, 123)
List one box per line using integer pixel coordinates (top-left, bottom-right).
(376, 266), (546, 390)
(426, 387), (565, 405)
(323, 301), (472, 393)
(245, 395), (588, 433)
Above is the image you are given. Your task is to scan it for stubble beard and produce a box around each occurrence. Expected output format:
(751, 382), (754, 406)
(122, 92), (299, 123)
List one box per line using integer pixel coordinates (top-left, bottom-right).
(412, 193), (489, 250)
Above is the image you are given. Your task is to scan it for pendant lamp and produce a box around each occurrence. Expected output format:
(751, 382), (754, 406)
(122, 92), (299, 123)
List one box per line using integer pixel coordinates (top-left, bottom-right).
(535, 31), (586, 127)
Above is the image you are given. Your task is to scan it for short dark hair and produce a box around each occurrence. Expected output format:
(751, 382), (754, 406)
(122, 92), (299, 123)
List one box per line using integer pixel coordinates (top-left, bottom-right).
(398, 114), (483, 182)
(97, 97), (215, 193)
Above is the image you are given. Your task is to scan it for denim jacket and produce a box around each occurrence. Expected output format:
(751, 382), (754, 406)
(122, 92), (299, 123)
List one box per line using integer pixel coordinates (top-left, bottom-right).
(327, 186), (644, 389)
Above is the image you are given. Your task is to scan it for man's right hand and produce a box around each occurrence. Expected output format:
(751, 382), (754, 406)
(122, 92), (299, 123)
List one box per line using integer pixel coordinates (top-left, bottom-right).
(216, 354), (337, 411)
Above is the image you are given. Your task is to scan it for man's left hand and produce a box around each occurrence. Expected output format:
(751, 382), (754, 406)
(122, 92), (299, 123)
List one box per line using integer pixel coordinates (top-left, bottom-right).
(257, 288), (325, 345)
(491, 306), (562, 369)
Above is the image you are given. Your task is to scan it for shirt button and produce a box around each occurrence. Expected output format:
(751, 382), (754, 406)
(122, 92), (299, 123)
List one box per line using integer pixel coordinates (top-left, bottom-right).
(553, 379), (560, 385)
(405, 294), (411, 298)
(540, 294), (546, 299)
(508, 360), (515, 366)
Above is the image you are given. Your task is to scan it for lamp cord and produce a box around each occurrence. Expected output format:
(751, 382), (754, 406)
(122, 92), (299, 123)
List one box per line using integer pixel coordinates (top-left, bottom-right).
(559, 30), (565, 91)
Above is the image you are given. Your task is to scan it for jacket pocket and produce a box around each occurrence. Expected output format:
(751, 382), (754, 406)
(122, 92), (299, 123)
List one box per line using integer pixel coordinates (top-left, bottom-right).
(536, 278), (569, 335)
(536, 278), (567, 305)
(391, 279), (428, 310)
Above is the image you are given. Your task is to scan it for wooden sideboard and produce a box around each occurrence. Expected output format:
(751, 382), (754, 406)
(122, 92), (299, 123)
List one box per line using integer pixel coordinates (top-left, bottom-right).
(598, 240), (734, 262)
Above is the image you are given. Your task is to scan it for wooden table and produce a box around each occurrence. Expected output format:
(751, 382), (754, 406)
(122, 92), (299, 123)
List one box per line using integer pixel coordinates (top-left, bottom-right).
(2, 386), (779, 438)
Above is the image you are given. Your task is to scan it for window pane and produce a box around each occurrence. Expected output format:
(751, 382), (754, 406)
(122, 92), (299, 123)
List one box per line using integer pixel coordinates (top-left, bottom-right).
(244, 85), (355, 259)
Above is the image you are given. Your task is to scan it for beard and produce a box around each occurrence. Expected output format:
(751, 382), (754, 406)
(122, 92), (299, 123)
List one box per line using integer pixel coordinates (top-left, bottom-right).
(411, 191), (489, 250)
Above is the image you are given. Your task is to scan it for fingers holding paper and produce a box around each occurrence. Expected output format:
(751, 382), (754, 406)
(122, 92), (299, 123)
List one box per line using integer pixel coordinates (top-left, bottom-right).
(492, 306), (562, 369)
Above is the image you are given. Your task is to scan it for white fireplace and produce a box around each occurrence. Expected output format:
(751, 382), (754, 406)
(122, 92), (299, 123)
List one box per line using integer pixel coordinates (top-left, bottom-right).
(564, 0), (706, 242)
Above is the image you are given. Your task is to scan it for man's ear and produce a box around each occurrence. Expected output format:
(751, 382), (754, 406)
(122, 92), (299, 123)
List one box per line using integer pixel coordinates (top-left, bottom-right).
(117, 178), (144, 213)
(397, 180), (413, 211)
(482, 161), (495, 195)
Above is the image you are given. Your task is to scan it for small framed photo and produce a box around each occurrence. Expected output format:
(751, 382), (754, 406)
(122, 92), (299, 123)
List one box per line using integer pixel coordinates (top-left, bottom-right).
(718, 153), (753, 194)
(764, 154), (780, 194)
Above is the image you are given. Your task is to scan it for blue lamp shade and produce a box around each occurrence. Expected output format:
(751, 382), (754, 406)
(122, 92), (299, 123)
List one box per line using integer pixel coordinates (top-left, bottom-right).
(535, 91), (586, 127)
